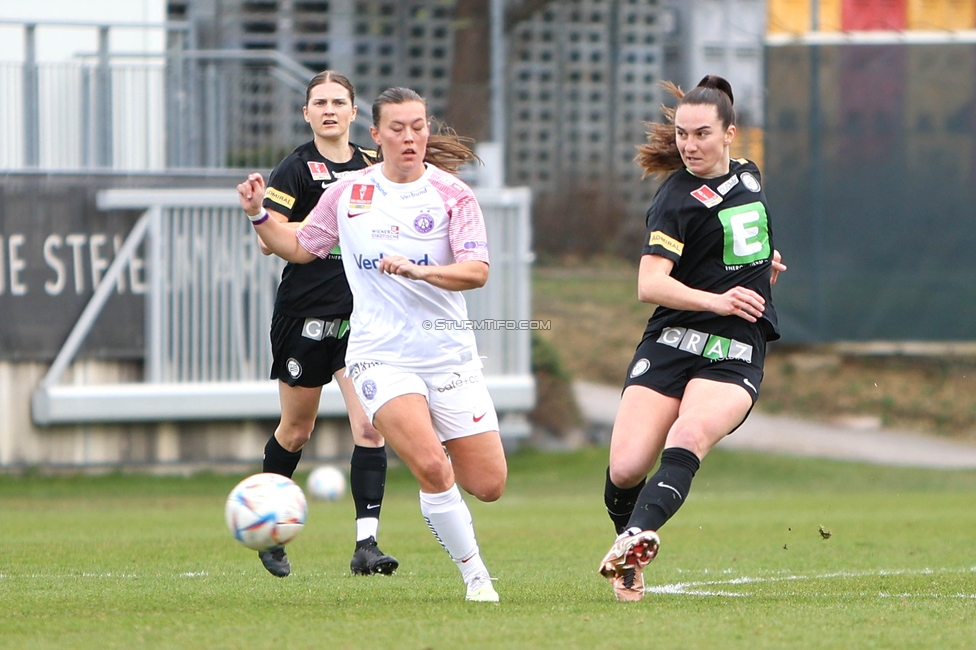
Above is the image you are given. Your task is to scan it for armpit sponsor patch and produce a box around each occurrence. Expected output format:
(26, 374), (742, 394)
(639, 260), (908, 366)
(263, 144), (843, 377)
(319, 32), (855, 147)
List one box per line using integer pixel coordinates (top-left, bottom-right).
(266, 187), (296, 209)
(648, 231), (684, 256)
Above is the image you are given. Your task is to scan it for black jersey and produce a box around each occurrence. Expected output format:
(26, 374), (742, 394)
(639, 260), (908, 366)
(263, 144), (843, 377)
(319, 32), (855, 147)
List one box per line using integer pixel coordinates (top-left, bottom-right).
(641, 158), (780, 342)
(263, 141), (377, 316)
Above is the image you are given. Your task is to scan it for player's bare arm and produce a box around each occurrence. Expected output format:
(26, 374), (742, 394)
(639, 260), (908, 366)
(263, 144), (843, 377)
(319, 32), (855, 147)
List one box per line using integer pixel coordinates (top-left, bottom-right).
(637, 254), (765, 322)
(378, 257), (488, 291)
(238, 173), (316, 264)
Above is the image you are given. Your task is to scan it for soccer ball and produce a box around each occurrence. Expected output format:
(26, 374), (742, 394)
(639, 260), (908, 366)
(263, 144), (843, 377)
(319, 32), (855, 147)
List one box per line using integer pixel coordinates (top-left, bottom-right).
(307, 465), (347, 501)
(225, 473), (307, 551)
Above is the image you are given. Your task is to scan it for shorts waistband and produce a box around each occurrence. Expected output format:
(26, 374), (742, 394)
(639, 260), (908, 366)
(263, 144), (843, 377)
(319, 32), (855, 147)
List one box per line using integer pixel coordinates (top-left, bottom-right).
(347, 361), (383, 379)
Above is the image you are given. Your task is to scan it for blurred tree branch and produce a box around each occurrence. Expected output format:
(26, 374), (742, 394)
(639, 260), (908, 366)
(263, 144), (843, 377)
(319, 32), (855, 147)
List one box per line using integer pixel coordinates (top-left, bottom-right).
(445, 0), (559, 142)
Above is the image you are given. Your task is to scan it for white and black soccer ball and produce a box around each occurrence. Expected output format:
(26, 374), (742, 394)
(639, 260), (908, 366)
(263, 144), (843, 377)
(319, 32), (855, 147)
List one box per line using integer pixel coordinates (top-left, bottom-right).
(225, 473), (307, 551)
(306, 465), (347, 501)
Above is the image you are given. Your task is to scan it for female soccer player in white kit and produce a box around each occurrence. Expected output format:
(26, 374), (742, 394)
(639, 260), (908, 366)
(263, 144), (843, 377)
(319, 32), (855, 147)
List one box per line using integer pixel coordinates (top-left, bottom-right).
(238, 87), (504, 603)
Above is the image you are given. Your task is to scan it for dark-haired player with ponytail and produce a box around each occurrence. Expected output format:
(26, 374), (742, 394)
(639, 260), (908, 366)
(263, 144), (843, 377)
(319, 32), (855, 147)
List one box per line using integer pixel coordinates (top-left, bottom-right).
(253, 70), (397, 579)
(598, 75), (786, 601)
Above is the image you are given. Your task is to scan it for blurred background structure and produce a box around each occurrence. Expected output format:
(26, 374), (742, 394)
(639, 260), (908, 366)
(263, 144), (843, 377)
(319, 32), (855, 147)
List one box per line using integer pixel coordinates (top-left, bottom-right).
(1, 0), (975, 468)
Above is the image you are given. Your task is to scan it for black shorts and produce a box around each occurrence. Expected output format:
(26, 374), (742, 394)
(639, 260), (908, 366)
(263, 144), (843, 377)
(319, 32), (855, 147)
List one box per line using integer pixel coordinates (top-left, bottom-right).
(269, 312), (351, 388)
(623, 324), (766, 404)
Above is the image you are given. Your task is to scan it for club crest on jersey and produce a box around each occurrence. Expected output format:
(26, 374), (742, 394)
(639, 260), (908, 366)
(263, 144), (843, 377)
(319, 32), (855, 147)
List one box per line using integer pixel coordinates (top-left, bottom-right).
(414, 213), (435, 233)
(691, 185), (723, 207)
(740, 172), (761, 192)
(348, 184), (375, 216)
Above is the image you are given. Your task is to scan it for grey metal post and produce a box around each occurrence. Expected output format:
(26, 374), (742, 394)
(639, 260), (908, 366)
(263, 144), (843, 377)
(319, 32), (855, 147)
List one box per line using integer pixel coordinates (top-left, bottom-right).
(166, 27), (187, 167)
(22, 24), (39, 168)
(490, 0), (506, 167)
(95, 26), (113, 167)
(81, 67), (92, 166)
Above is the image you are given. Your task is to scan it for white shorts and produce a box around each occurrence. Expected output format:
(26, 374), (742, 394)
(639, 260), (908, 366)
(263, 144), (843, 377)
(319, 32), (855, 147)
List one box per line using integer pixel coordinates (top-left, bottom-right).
(347, 361), (499, 442)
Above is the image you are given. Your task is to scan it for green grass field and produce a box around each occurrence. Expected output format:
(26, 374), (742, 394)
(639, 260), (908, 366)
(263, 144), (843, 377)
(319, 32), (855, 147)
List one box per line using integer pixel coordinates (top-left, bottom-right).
(3, 448), (976, 649)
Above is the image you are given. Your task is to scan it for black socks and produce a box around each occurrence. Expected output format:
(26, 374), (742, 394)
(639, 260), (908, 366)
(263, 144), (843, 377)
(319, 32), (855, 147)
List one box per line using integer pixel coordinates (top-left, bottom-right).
(627, 447), (701, 533)
(604, 467), (646, 535)
(262, 435), (303, 478)
(350, 445), (388, 521)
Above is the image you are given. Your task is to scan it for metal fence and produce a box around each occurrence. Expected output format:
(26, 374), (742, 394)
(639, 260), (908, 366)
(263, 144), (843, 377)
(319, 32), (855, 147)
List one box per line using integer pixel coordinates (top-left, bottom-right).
(0, 19), (332, 172)
(30, 187), (535, 428)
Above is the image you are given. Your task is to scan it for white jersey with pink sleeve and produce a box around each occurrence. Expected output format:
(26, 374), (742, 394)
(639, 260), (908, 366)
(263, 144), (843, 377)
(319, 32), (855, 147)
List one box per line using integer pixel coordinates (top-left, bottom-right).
(297, 163), (490, 372)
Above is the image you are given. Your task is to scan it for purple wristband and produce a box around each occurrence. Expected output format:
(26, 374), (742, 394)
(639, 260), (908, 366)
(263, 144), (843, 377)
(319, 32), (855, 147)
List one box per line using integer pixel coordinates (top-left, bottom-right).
(248, 208), (269, 226)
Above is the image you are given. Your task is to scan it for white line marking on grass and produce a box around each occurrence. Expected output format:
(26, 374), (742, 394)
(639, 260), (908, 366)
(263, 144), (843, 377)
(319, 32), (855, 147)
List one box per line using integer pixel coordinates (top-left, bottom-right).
(647, 567), (976, 598)
(3, 572), (218, 579)
(879, 592), (976, 599)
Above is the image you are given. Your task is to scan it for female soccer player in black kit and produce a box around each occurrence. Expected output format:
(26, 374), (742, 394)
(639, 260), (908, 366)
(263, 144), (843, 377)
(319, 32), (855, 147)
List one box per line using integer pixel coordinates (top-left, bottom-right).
(254, 70), (397, 578)
(598, 75), (785, 601)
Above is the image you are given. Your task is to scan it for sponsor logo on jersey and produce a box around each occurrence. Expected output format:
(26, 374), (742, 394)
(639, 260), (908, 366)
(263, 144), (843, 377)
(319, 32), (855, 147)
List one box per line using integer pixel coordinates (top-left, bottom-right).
(648, 231), (684, 256)
(348, 184), (375, 215)
(739, 172), (761, 192)
(414, 213), (435, 233)
(718, 202), (770, 265)
(717, 175), (739, 195)
(371, 226), (400, 240)
(353, 252), (431, 270)
(656, 327), (753, 363)
(463, 240), (488, 250)
(307, 161), (331, 181)
(266, 187), (296, 209)
(691, 185), (723, 207)
(630, 358), (651, 378)
(400, 187), (430, 200)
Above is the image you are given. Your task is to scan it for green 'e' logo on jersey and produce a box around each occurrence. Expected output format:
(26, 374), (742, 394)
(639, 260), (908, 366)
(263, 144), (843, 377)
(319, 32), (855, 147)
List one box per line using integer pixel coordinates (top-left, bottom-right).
(718, 202), (770, 265)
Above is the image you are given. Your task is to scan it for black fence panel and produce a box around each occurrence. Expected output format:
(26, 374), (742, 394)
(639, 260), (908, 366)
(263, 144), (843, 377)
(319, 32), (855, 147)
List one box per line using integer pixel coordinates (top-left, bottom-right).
(765, 42), (976, 342)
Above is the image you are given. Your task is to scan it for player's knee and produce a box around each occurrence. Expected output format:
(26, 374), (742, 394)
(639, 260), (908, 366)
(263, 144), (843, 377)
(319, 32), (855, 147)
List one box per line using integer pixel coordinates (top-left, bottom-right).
(667, 419), (709, 455)
(609, 463), (646, 489)
(277, 422), (314, 450)
(472, 473), (506, 502)
(412, 453), (454, 490)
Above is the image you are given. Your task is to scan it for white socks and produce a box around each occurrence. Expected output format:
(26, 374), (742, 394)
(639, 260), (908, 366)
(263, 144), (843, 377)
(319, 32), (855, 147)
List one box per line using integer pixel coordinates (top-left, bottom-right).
(420, 484), (489, 583)
(356, 517), (379, 542)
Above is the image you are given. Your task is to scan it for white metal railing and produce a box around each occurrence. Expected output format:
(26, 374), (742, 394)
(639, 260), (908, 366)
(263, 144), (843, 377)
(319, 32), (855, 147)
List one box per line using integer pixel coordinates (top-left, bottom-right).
(0, 19), (326, 172)
(30, 187), (536, 434)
